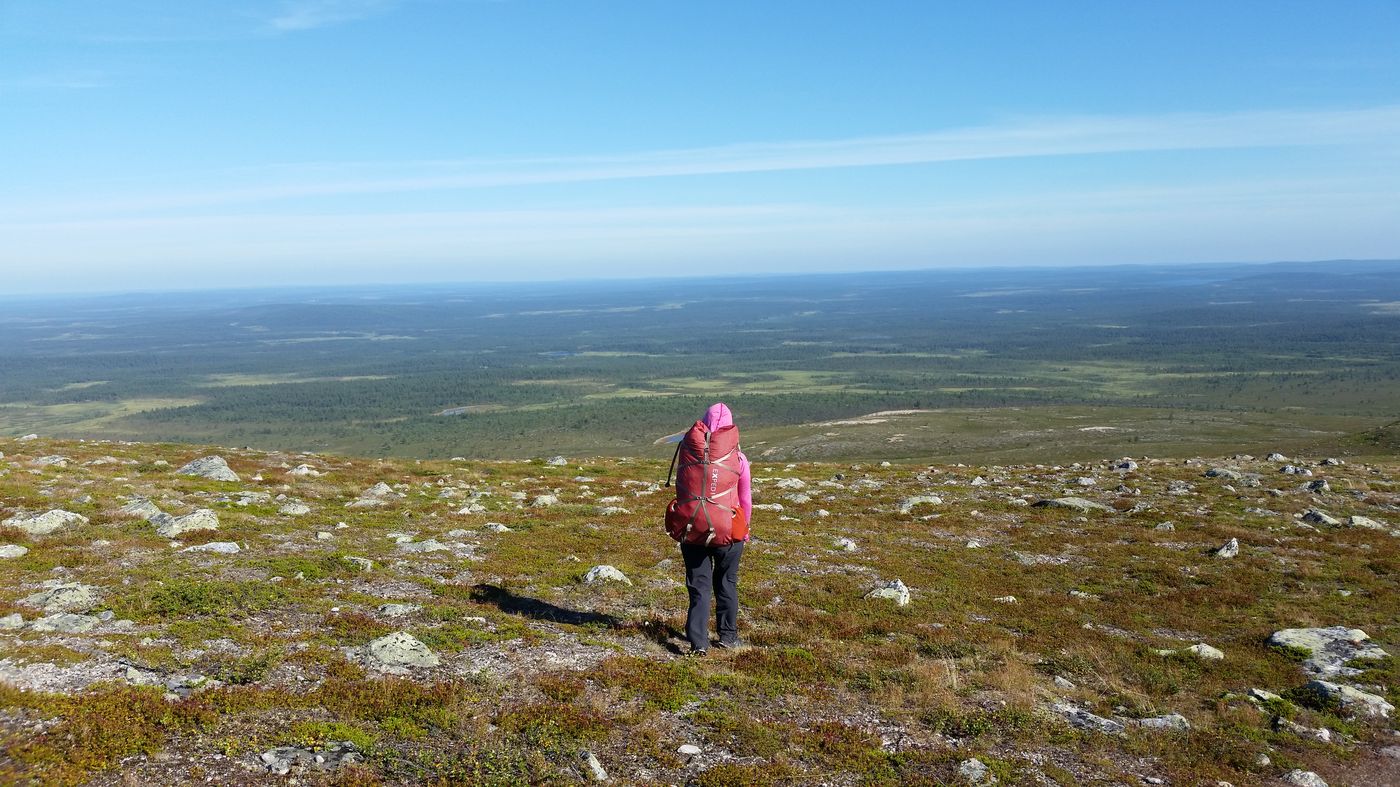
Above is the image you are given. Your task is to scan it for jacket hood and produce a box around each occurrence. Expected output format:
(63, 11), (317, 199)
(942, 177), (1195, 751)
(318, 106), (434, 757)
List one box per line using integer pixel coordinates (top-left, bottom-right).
(702, 402), (734, 430)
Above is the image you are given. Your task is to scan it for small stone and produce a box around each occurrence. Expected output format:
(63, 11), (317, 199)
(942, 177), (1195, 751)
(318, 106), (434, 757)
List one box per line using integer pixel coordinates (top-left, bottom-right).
(1282, 771), (1328, 787)
(119, 498), (164, 520)
(182, 541), (241, 554)
(677, 744), (702, 756)
(580, 750), (608, 781)
(545, 456), (568, 466)
(966, 539), (982, 549)
(484, 522), (512, 532)
(279, 502), (312, 516)
(1137, 713), (1190, 731)
(531, 494), (560, 507)
(1266, 452), (1288, 462)
(1053, 675), (1076, 690)
(865, 579), (910, 606)
(957, 757), (997, 784)
(343, 556), (374, 572)
(398, 539), (449, 553)
(1301, 508), (1341, 526)
(286, 464), (323, 477)
(1213, 538), (1239, 558)
(583, 565), (632, 585)
(1053, 702), (1125, 734)
(897, 495), (942, 514)
(1204, 467), (1243, 480)
(1186, 643), (1224, 660)
(377, 603), (421, 618)
(833, 537), (857, 552)
(317, 531), (333, 540)
(366, 631), (439, 668)
(176, 456), (240, 482)
(992, 595), (1017, 604)
(0, 544), (29, 559)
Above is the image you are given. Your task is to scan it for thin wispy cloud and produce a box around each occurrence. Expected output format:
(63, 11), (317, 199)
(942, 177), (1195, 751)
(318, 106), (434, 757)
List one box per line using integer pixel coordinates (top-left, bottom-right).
(0, 71), (108, 91)
(268, 0), (403, 31)
(14, 104), (1400, 218)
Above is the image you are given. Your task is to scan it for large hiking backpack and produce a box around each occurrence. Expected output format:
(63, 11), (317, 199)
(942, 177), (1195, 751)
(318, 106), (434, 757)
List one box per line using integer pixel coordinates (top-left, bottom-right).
(664, 419), (748, 546)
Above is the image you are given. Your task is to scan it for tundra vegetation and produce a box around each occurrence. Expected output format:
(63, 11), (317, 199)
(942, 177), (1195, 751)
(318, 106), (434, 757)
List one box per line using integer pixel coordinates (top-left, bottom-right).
(0, 437), (1395, 785)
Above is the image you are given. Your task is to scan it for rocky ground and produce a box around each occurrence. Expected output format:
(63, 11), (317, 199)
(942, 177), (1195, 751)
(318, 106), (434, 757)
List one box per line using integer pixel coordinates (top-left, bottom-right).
(0, 436), (1396, 786)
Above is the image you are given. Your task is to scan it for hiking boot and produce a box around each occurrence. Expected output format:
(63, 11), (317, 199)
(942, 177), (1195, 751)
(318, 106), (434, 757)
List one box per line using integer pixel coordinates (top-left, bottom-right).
(715, 638), (744, 650)
(687, 647), (708, 657)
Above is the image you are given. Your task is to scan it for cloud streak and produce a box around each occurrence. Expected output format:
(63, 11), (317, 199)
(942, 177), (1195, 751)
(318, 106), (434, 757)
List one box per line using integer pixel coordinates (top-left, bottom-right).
(268, 0), (403, 31)
(16, 104), (1400, 218)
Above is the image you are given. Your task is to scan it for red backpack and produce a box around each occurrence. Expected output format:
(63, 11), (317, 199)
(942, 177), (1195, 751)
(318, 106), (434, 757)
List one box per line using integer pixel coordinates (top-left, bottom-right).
(664, 419), (748, 546)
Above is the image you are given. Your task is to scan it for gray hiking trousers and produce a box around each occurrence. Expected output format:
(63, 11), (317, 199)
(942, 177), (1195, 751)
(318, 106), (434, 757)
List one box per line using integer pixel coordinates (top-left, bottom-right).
(681, 540), (744, 650)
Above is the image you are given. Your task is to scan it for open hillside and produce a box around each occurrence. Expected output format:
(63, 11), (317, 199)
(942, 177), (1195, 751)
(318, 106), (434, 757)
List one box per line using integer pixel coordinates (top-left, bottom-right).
(0, 435), (1396, 786)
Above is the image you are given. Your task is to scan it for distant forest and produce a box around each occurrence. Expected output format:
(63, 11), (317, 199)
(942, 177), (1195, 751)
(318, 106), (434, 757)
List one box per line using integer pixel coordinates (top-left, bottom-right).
(2, 261), (1398, 458)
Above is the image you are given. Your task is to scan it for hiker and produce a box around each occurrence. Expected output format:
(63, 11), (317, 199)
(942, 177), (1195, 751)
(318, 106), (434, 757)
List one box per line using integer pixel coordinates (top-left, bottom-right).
(664, 402), (752, 655)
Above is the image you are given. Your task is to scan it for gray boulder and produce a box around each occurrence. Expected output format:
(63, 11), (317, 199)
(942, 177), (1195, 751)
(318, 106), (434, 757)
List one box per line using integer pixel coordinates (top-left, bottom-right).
(1052, 702), (1125, 734)
(0, 613), (24, 630)
(279, 501), (312, 516)
(119, 498), (164, 520)
(177, 456), (240, 482)
(1300, 680), (1394, 719)
(155, 508), (219, 538)
(3, 509), (89, 536)
(1301, 508), (1341, 526)
(1347, 515), (1388, 531)
(0, 544), (29, 559)
(1204, 467), (1242, 480)
(1268, 626), (1390, 678)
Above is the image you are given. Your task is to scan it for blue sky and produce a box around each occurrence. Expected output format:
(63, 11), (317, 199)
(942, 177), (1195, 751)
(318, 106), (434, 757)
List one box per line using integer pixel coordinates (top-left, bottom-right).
(2, 1), (1399, 293)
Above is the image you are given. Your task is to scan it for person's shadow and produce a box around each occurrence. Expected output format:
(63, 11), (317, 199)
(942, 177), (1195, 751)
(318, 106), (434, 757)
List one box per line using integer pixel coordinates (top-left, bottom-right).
(468, 583), (687, 653)
(469, 583), (621, 627)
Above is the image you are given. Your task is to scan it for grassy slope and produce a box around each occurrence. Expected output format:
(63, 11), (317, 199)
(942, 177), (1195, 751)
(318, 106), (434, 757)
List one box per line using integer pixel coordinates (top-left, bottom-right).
(0, 437), (1395, 785)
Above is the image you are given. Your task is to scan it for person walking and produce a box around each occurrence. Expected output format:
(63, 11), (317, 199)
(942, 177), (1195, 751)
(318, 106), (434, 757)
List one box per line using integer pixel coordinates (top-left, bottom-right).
(664, 402), (752, 655)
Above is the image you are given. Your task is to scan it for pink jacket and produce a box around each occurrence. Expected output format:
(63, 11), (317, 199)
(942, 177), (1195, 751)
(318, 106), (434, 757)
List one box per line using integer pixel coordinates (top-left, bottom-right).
(701, 402), (752, 530)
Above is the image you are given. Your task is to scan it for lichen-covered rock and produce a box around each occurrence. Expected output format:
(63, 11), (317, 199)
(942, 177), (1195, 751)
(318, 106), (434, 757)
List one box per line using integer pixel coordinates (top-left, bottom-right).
(0, 544), (29, 559)
(29, 612), (100, 633)
(1268, 626), (1389, 678)
(155, 508), (219, 538)
(1137, 713), (1190, 731)
(1301, 508), (1341, 526)
(21, 582), (101, 613)
(177, 455), (240, 482)
(3, 509), (89, 536)
(366, 632), (440, 668)
(957, 757), (997, 784)
(279, 501), (312, 516)
(1282, 771), (1328, 787)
